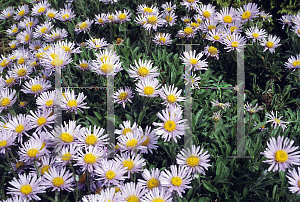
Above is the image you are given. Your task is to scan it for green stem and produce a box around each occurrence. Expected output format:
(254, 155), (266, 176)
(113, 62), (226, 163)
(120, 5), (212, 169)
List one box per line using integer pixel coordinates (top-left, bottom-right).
(254, 127), (274, 163)
(54, 190), (59, 202)
(246, 114), (253, 138)
(123, 23), (126, 40)
(5, 149), (17, 178)
(145, 29), (152, 56)
(8, 150), (17, 163)
(86, 171), (91, 194)
(69, 163), (78, 202)
(72, 112), (75, 121)
(34, 159), (41, 178)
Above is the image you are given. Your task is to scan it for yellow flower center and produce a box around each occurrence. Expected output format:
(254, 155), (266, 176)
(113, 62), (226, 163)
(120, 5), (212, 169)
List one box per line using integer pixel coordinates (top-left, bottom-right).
(48, 12), (55, 18)
(137, 66), (149, 77)
(38, 7), (45, 13)
(118, 92), (128, 101)
(62, 152), (72, 161)
(147, 16), (158, 25)
(0, 60), (9, 67)
(45, 100), (53, 107)
(44, 46), (51, 51)
(27, 148), (39, 158)
(242, 11), (251, 20)
(190, 58), (198, 65)
(98, 18), (104, 23)
(100, 63), (114, 73)
(35, 53), (45, 59)
(0, 140), (7, 147)
(41, 165), (50, 174)
(274, 118), (281, 124)
(144, 86), (154, 95)
(16, 161), (25, 169)
(164, 120), (176, 132)
(18, 57), (25, 65)
(191, 22), (199, 28)
(203, 10), (211, 18)
(12, 27), (18, 33)
(11, 44), (16, 49)
(167, 94), (176, 103)
(50, 53), (63, 67)
(85, 134), (97, 146)
(151, 197), (165, 202)
(187, 0), (195, 2)
(186, 155), (200, 167)
(165, 16), (172, 22)
(20, 185), (32, 195)
(106, 170), (116, 180)
(15, 124), (25, 133)
(159, 37), (166, 43)
(230, 26), (237, 33)
(275, 150), (288, 163)
(18, 10), (25, 16)
(207, 25), (216, 31)
(79, 22), (88, 30)
(141, 136), (150, 146)
(208, 46), (218, 55)
(122, 128), (132, 135)
(231, 41), (239, 48)
(60, 132), (74, 143)
(126, 195), (139, 202)
(52, 177), (64, 187)
(147, 178), (160, 189)
(184, 19), (190, 23)
(171, 176), (182, 186)
(25, 34), (30, 42)
(292, 60), (300, 66)
(252, 33), (259, 38)
(5, 13), (11, 18)
(67, 99), (78, 108)
(17, 68), (27, 77)
(79, 63), (89, 69)
(167, 7), (171, 11)
(31, 84), (43, 93)
(37, 117), (46, 126)
(108, 15), (114, 21)
(0, 97), (10, 107)
(122, 159), (134, 170)
(223, 15), (233, 23)
(118, 13), (126, 21)
(266, 41), (274, 48)
(5, 77), (15, 85)
(84, 153), (97, 164)
(34, 46), (41, 51)
(143, 7), (153, 13)
(26, 22), (33, 27)
(184, 27), (193, 35)
(62, 14), (70, 20)
(61, 46), (71, 52)
(125, 138), (138, 148)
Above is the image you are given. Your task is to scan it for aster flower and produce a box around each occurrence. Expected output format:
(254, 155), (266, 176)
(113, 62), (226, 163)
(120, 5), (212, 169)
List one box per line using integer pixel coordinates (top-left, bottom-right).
(33, 21), (54, 38)
(34, 156), (56, 176)
(86, 37), (109, 50)
(117, 129), (147, 154)
(138, 168), (162, 191)
(112, 86), (134, 109)
(2, 196), (24, 202)
(11, 160), (28, 174)
(75, 59), (91, 71)
(260, 11), (272, 22)
(8, 64), (32, 84)
(153, 107), (186, 143)
(14, 5), (30, 21)
(211, 99), (231, 110)
(54, 144), (79, 167)
(261, 136), (300, 172)
(115, 153), (146, 178)
(36, 90), (55, 109)
(6, 114), (32, 143)
(42, 166), (74, 192)
(128, 59), (160, 81)
(180, 50), (208, 71)
(0, 75), (18, 89)
(244, 102), (263, 115)
(211, 111), (223, 122)
(279, 15), (293, 29)
(223, 33), (247, 52)
(14, 47), (32, 66)
(21, 77), (51, 96)
(31, 0), (50, 16)
(181, 71), (201, 90)
(285, 54), (300, 69)
(143, 13), (166, 33)
(162, 11), (177, 26)
(178, 25), (199, 39)
(7, 173), (45, 201)
(95, 159), (127, 186)
(217, 7), (239, 26)
(97, 187), (125, 202)
(237, 3), (260, 22)
(176, 145), (211, 175)
(134, 14), (147, 26)
(74, 145), (104, 173)
(45, 8), (59, 21)
(27, 107), (56, 133)
(199, 18), (220, 33)
(56, 40), (81, 54)
(266, 111), (290, 132)
(78, 125), (109, 148)
(75, 19), (94, 34)
(260, 35), (281, 53)
(226, 21), (244, 34)
(0, 113), (13, 132)
(116, 9), (131, 24)
(245, 26), (267, 42)
(43, 28), (68, 42)
(9, 40), (20, 50)
(91, 49), (123, 77)
(0, 130), (16, 154)
(19, 139), (48, 163)
(107, 13), (119, 24)
(0, 6), (14, 20)
(94, 13), (108, 26)
(160, 165), (192, 197)
(16, 27), (33, 44)
(0, 55), (11, 70)
(58, 3), (76, 22)
(115, 120), (138, 137)
(139, 126), (159, 154)
(161, 2), (177, 13)
(153, 33), (172, 46)
(51, 120), (83, 151)
(253, 121), (268, 132)
(194, 14), (204, 24)
(61, 89), (90, 114)
(30, 131), (53, 150)
(19, 17), (39, 29)
(159, 84), (185, 108)
(135, 77), (162, 98)
(204, 45), (219, 60)
(142, 187), (173, 202)
(120, 182), (147, 202)
(136, 5), (159, 16)
(286, 167), (300, 195)
(199, 4), (216, 20)
(0, 88), (17, 113)
(180, 0), (199, 11)
(6, 24), (19, 36)
(29, 40), (45, 52)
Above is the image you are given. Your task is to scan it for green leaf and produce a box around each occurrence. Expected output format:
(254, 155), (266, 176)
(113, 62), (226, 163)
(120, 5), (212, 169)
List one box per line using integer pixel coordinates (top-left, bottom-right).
(137, 107), (149, 126)
(202, 180), (218, 193)
(86, 116), (101, 127)
(125, 114), (134, 123)
(94, 111), (102, 121)
(250, 121), (267, 134)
